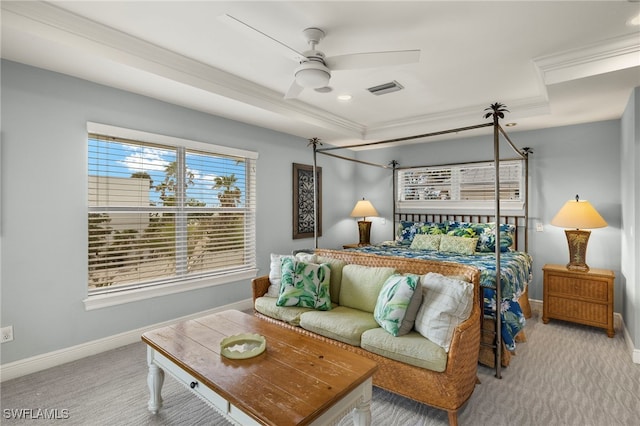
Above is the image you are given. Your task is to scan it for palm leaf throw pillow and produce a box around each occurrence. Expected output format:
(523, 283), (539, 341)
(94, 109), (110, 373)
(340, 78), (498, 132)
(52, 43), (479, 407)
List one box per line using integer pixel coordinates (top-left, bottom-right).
(276, 258), (332, 310)
(374, 274), (421, 336)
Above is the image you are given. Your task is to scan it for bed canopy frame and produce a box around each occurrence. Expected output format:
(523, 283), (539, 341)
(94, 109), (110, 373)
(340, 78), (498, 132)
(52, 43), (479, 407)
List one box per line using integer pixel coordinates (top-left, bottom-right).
(307, 103), (532, 378)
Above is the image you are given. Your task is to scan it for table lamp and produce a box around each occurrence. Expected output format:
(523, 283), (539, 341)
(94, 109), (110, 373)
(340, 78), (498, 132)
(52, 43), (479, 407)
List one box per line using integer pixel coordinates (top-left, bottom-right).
(350, 198), (378, 246)
(550, 194), (607, 272)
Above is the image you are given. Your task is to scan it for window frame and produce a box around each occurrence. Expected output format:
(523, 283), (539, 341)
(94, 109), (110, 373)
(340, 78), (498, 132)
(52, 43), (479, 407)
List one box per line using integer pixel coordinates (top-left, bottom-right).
(396, 159), (525, 214)
(84, 122), (258, 310)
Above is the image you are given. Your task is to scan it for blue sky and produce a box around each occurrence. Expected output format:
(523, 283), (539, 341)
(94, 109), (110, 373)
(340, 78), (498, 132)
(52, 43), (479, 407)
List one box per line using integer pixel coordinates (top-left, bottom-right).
(89, 138), (247, 207)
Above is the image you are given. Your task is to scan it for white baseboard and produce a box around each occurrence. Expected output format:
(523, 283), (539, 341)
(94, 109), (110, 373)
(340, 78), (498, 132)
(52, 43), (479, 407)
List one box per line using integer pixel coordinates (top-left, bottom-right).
(530, 298), (639, 364)
(0, 299), (253, 382)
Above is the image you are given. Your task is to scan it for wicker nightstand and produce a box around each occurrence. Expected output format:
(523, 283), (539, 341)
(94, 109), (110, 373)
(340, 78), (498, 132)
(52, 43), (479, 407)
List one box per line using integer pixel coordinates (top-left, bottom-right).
(542, 264), (615, 337)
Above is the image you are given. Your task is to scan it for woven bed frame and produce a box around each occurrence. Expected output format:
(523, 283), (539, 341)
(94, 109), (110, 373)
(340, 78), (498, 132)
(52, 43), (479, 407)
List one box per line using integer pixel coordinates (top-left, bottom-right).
(252, 249), (481, 426)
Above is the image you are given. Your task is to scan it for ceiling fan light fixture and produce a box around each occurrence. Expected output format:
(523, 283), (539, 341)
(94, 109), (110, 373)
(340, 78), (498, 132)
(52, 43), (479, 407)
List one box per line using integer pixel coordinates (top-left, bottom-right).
(294, 62), (331, 88)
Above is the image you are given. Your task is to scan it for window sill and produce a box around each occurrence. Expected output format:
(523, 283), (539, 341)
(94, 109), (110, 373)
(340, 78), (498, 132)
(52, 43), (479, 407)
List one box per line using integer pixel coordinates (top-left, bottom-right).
(83, 269), (258, 310)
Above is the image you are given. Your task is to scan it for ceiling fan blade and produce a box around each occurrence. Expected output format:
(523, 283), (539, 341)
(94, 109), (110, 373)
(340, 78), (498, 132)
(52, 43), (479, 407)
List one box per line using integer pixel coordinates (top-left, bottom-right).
(284, 80), (304, 99)
(218, 14), (306, 62)
(325, 49), (420, 71)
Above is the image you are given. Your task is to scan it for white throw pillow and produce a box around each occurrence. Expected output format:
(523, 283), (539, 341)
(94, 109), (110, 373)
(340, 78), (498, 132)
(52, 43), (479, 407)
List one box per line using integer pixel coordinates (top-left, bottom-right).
(266, 253), (317, 297)
(414, 272), (474, 352)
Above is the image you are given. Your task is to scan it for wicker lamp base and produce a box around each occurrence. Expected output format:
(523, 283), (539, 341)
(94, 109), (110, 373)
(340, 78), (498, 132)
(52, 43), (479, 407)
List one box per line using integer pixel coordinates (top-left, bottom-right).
(357, 221), (372, 245)
(564, 229), (591, 272)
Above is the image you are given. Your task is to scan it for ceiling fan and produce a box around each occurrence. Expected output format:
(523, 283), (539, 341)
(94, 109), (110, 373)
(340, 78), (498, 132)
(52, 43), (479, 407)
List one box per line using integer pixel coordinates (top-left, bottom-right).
(219, 14), (421, 99)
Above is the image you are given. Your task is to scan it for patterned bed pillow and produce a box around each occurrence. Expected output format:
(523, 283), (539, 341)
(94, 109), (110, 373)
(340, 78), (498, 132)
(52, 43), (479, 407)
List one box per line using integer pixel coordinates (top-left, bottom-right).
(409, 234), (442, 250)
(439, 235), (478, 255)
(446, 221), (515, 252)
(472, 223), (516, 252)
(445, 221), (478, 238)
(414, 272), (474, 352)
(396, 221), (446, 245)
(374, 274), (421, 336)
(276, 258), (332, 310)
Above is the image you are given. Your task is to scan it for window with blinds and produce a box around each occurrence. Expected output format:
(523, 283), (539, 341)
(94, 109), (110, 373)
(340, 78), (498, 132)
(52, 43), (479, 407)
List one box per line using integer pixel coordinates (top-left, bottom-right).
(397, 160), (524, 211)
(87, 123), (257, 296)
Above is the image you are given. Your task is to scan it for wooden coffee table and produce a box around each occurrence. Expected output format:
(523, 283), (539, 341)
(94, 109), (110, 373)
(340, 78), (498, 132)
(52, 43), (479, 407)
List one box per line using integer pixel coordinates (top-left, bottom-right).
(142, 309), (378, 425)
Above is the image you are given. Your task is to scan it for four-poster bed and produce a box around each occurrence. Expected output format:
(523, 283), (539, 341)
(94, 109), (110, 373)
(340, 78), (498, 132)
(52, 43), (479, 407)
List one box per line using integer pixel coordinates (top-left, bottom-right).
(309, 103), (533, 378)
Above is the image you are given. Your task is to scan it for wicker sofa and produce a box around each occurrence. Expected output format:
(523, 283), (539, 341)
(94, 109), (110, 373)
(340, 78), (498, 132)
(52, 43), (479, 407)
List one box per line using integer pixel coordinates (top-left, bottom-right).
(251, 249), (481, 426)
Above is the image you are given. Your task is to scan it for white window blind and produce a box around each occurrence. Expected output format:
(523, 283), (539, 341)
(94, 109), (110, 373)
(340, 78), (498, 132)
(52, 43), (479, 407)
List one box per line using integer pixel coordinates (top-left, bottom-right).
(87, 124), (257, 296)
(397, 160), (524, 211)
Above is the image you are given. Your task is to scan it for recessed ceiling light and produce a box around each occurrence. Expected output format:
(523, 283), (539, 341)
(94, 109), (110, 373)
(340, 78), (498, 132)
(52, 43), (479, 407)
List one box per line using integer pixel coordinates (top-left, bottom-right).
(337, 94), (352, 102)
(505, 122), (517, 127)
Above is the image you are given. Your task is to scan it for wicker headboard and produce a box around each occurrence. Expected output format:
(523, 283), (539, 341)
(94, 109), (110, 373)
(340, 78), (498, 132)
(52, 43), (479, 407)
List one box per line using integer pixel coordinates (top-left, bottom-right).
(395, 212), (527, 251)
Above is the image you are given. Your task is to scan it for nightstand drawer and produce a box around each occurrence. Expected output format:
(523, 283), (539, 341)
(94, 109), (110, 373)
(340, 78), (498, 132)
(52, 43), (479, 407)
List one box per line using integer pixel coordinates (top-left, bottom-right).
(546, 275), (609, 301)
(546, 296), (609, 326)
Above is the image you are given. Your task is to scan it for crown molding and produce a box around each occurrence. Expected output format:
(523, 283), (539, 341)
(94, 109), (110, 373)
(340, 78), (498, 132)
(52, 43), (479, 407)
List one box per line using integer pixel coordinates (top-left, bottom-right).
(534, 32), (640, 85)
(1, 1), (365, 137)
(363, 95), (550, 140)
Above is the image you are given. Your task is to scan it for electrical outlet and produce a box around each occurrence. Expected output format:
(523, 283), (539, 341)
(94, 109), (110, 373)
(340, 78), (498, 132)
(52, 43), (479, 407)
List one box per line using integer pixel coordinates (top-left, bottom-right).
(536, 223), (544, 232)
(1, 326), (14, 343)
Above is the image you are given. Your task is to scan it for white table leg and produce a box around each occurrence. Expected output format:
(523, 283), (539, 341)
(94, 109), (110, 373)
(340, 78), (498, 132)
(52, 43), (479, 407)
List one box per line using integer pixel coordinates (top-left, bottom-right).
(146, 348), (164, 414)
(352, 377), (373, 426)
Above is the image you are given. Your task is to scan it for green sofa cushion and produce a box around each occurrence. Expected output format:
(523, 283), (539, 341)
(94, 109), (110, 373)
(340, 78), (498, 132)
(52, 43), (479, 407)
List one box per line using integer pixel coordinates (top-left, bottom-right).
(316, 256), (347, 305)
(339, 264), (396, 313)
(299, 306), (380, 346)
(254, 296), (313, 326)
(360, 328), (448, 372)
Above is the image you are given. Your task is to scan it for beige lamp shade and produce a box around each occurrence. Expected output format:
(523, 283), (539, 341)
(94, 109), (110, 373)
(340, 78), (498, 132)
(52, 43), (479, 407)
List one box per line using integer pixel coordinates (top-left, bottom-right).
(350, 199), (378, 219)
(550, 197), (607, 229)
(550, 195), (607, 272)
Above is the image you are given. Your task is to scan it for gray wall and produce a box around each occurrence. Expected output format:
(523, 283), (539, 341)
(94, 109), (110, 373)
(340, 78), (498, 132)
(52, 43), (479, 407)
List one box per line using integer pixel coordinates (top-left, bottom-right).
(621, 87), (639, 347)
(1, 59), (636, 365)
(0, 60), (354, 364)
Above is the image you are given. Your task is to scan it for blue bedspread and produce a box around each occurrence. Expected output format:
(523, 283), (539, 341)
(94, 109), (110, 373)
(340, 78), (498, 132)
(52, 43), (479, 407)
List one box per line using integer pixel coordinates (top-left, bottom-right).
(345, 245), (533, 351)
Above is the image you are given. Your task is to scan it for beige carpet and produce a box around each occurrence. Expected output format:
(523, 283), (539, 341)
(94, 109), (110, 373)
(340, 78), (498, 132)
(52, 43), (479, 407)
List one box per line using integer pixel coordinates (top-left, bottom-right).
(2, 311), (639, 425)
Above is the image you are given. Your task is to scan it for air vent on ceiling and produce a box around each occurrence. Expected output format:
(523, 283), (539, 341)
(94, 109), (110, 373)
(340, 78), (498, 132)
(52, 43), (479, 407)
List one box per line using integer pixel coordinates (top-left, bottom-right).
(367, 80), (404, 96)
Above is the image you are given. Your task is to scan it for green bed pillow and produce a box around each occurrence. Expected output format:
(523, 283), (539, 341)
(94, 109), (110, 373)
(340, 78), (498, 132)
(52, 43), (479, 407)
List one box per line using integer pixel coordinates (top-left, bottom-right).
(410, 234), (442, 250)
(438, 235), (478, 255)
